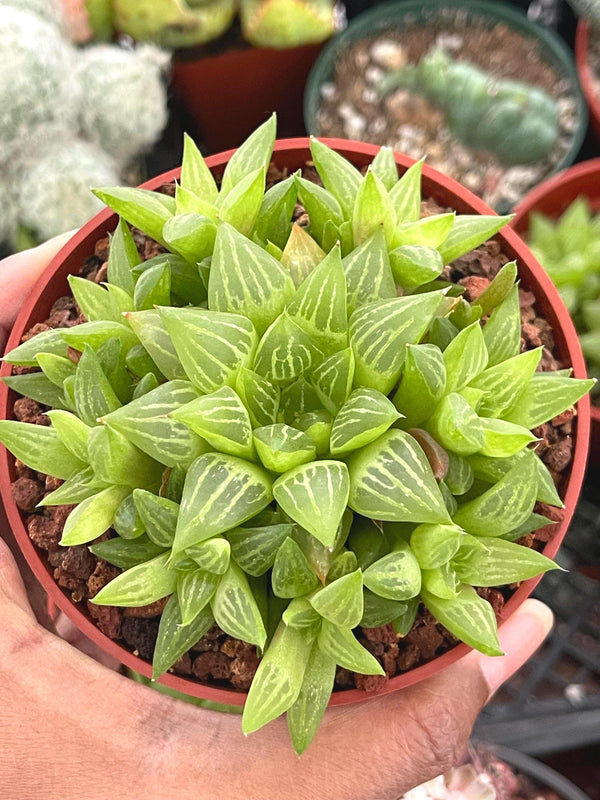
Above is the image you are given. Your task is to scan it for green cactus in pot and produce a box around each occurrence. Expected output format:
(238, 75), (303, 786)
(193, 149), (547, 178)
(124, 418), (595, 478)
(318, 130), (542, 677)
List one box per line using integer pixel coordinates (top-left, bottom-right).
(0, 116), (592, 754)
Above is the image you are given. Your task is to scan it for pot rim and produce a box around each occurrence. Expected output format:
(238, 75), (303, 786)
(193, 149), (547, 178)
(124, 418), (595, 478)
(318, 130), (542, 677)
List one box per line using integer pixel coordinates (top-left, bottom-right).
(575, 20), (600, 140)
(0, 137), (590, 707)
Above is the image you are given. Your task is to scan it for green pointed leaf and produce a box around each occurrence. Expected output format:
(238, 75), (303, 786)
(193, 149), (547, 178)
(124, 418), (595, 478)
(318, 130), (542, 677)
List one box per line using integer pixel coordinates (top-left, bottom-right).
(279, 378), (321, 425)
(392, 343), (446, 427)
(350, 291), (444, 394)
(353, 169), (396, 247)
(181, 132), (218, 201)
(318, 619), (385, 675)
(162, 213), (216, 264)
(173, 453), (272, 554)
(132, 372), (159, 400)
(453, 451), (538, 536)
(272, 536), (320, 598)
(479, 417), (538, 457)
(330, 387), (401, 457)
(483, 285), (522, 367)
(421, 584), (502, 656)
(348, 430), (451, 524)
(171, 386), (255, 460)
(220, 113), (276, 197)
(107, 218), (140, 295)
(469, 347), (543, 417)
(310, 569), (363, 628)
(342, 228), (396, 316)
(476, 261), (518, 316)
(177, 569), (220, 626)
(254, 174), (297, 250)
(348, 517), (388, 571)
(133, 489), (178, 547)
(326, 550), (358, 583)
(134, 253), (207, 306)
(38, 465), (108, 507)
(60, 484), (130, 546)
(389, 245), (444, 291)
(126, 309), (186, 381)
(273, 460), (349, 548)
(295, 410), (333, 457)
(1, 372), (70, 411)
(421, 563), (460, 599)
(1, 327), (68, 367)
(185, 537), (231, 575)
(36, 353), (77, 388)
(96, 337), (132, 405)
(502, 513), (556, 542)
(286, 243), (348, 355)
(361, 590), (407, 628)
(310, 137), (362, 219)
(242, 620), (311, 735)
(295, 175), (345, 246)
(393, 596), (419, 636)
(280, 223), (326, 288)
(288, 643), (337, 755)
(0, 420), (85, 479)
(282, 597), (321, 630)
(212, 561), (267, 649)
(103, 380), (208, 469)
(388, 158), (423, 223)
(292, 508), (352, 585)
(236, 367), (279, 428)
(443, 322), (489, 393)
(371, 146), (398, 190)
(90, 535), (167, 572)
(254, 424), (316, 473)
(393, 213), (455, 249)
(309, 347), (355, 415)
(410, 523), (464, 570)
(426, 393), (485, 456)
(253, 310), (321, 384)
(363, 540), (421, 600)
(228, 523), (294, 577)
(502, 373), (594, 429)
(160, 306), (258, 393)
(175, 183), (218, 221)
(60, 320), (139, 354)
(45, 409), (90, 462)
(152, 593), (214, 679)
(453, 536), (557, 586)
(209, 222), (295, 335)
(93, 186), (175, 246)
(428, 317), (460, 351)
(438, 214), (513, 264)
(68, 275), (122, 323)
(468, 450), (564, 508)
(218, 167), (265, 237)
(445, 453), (474, 496)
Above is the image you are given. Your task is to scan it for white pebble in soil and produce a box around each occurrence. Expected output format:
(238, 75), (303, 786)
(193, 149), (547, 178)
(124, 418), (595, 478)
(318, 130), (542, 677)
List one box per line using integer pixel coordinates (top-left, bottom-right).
(370, 39), (407, 70)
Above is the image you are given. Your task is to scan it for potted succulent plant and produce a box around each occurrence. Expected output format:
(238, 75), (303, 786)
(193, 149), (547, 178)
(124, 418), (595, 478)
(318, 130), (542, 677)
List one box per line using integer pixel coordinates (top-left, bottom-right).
(574, 5), (600, 142)
(82, 0), (339, 150)
(0, 116), (592, 755)
(511, 158), (600, 464)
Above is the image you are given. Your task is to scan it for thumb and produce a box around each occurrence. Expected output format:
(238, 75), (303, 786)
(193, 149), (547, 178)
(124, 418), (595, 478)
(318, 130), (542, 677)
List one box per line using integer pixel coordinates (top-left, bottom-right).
(0, 536), (37, 620)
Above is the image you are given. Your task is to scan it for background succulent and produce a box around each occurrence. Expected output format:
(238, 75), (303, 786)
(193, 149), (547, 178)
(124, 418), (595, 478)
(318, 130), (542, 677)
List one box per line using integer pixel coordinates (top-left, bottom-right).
(0, 117), (592, 754)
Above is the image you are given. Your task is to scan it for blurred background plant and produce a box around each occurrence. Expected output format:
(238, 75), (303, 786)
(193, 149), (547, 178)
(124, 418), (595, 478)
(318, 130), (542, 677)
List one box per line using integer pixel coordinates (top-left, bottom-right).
(0, 0), (170, 249)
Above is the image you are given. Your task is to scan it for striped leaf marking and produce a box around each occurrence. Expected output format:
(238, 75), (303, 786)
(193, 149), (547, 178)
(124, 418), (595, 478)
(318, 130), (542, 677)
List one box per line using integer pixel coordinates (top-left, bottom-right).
(253, 311), (321, 385)
(452, 536), (557, 586)
(353, 169), (396, 247)
(68, 275), (122, 324)
(133, 489), (179, 547)
(1, 327), (68, 366)
(342, 228), (396, 316)
(483, 284), (522, 367)
(219, 113), (276, 197)
(87, 425), (163, 489)
(73, 345), (121, 426)
(443, 322), (489, 393)
(126, 309), (187, 381)
(218, 164), (266, 236)
(280, 223), (326, 288)
(113, 494), (145, 540)
(107, 218), (139, 295)
(438, 214), (513, 265)
(371, 145), (398, 189)
(453, 450), (538, 536)
(361, 590), (408, 628)
(91, 552), (178, 607)
(172, 453), (273, 556)
(152, 593), (214, 679)
(309, 137), (362, 220)
(133, 252), (207, 307)
(350, 291), (445, 394)
(279, 378), (321, 425)
(421, 563), (460, 599)
(476, 261), (518, 316)
(309, 569), (364, 628)
(60, 320), (141, 354)
(1, 372), (71, 412)
(309, 347), (355, 415)
(227, 523), (294, 577)
(294, 175), (345, 246)
(363, 540), (421, 600)
(318, 619), (384, 675)
(92, 186), (175, 247)
(242, 621), (312, 735)
(392, 343), (446, 427)
(0, 420), (85, 480)
(330, 387), (401, 456)
(236, 367), (280, 427)
(253, 423), (316, 473)
(273, 460), (349, 548)
(468, 347), (543, 417)
(185, 537), (231, 575)
(133, 262), (172, 312)
(327, 550), (358, 582)
(177, 569), (220, 626)
(389, 245), (444, 290)
(444, 453), (474, 496)
(295, 410), (333, 457)
(90, 536), (166, 572)
(347, 430), (451, 523)
(211, 562), (267, 649)
(392, 213), (455, 249)
(162, 213), (217, 264)
(175, 183), (217, 220)
(287, 642), (337, 755)
(180, 132), (218, 202)
(271, 537), (320, 598)
(170, 386), (255, 460)
(292, 507), (353, 584)
(283, 597), (321, 630)
(209, 222), (295, 335)
(60, 485), (130, 546)
(103, 381), (208, 469)
(33, 353), (76, 395)
(478, 418), (538, 458)
(38, 466), (108, 507)
(425, 393), (485, 456)
(502, 373), (595, 429)
(388, 158), (423, 223)
(410, 523), (464, 570)
(421, 584), (503, 656)
(254, 174), (298, 250)
(468, 450), (564, 508)
(286, 243), (348, 355)
(160, 306), (258, 393)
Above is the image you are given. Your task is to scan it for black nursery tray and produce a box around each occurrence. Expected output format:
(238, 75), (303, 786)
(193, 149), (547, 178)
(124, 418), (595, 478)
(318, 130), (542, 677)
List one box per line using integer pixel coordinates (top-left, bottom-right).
(475, 470), (600, 755)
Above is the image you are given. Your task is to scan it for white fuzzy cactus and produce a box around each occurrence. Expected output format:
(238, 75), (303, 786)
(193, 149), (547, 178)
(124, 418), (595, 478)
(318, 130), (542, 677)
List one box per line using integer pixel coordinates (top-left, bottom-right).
(16, 140), (120, 241)
(0, 8), (79, 164)
(0, 0), (65, 27)
(77, 44), (170, 167)
(0, 179), (19, 248)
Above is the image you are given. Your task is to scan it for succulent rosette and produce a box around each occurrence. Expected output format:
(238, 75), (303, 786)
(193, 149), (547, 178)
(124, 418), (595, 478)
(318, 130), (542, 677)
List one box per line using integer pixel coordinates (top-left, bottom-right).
(0, 116), (593, 754)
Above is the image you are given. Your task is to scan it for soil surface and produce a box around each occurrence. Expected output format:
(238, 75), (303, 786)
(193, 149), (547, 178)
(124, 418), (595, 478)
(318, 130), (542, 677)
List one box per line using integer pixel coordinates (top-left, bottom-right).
(7, 180), (576, 695)
(316, 13), (580, 211)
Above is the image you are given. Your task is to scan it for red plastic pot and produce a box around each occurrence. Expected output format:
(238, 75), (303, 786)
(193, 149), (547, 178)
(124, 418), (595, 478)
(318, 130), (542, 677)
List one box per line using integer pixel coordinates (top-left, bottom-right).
(171, 43), (323, 152)
(0, 139), (591, 707)
(511, 158), (600, 465)
(575, 20), (600, 143)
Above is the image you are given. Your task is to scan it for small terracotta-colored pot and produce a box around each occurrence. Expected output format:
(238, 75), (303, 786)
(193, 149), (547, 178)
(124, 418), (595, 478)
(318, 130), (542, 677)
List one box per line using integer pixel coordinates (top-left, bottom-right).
(0, 139), (590, 707)
(575, 20), (600, 143)
(511, 158), (600, 465)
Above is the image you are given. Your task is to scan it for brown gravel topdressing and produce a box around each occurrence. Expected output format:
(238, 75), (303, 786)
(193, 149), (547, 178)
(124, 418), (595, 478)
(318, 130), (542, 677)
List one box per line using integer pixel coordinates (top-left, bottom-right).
(6, 185), (575, 695)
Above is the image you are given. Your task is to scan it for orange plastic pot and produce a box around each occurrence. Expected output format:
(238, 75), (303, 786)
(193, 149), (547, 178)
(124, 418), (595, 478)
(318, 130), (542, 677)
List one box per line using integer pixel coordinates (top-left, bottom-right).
(575, 20), (600, 143)
(512, 158), (600, 465)
(0, 139), (591, 707)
